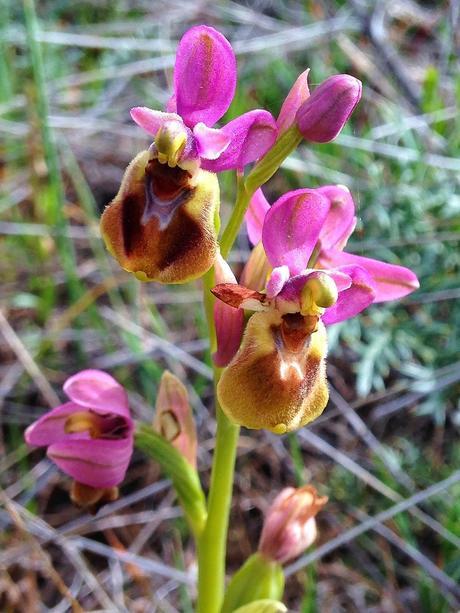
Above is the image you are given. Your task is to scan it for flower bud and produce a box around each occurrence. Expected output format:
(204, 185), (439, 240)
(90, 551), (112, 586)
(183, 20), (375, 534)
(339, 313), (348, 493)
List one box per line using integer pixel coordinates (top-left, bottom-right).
(295, 74), (362, 143)
(217, 310), (329, 433)
(153, 371), (197, 467)
(221, 552), (285, 613)
(258, 485), (327, 564)
(100, 150), (220, 283)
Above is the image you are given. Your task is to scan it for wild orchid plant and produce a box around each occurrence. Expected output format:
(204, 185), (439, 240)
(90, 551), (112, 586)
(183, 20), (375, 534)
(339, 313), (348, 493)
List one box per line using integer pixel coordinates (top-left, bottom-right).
(26, 25), (419, 612)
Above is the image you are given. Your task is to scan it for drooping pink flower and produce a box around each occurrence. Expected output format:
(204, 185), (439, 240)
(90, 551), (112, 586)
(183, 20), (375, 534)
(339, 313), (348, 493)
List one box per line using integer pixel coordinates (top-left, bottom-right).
(130, 25), (278, 174)
(25, 370), (134, 490)
(258, 485), (327, 564)
(295, 74), (362, 143)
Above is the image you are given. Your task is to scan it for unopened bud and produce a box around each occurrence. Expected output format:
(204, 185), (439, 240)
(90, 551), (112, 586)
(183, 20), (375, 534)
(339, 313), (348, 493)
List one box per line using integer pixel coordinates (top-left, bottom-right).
(295, 74), (362, 143)
(258, 485), (327, 564)
(153, 371), (197, 467)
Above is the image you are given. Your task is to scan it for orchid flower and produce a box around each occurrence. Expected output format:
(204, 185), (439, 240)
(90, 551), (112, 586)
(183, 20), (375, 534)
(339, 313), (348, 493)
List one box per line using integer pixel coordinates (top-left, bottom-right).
(131, 25), (278, 174)
(101, 26), (277, 284)
(213, 188), (419, 432)
(25, 370), (134, 505)
(245, 184), (420, 307)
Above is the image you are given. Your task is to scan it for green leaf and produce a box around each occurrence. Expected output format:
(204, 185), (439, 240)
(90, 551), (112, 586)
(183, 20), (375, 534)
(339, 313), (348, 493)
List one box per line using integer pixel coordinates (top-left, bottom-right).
(135, 423), (207, 537)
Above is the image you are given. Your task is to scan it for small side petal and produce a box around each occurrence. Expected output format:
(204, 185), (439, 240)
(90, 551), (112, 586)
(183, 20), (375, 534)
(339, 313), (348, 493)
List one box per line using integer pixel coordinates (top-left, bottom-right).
(25, 402), (80, 447)
(245, 188), (270, 245)
(174, 25), (237, 127)
(320, 249), (420, 303)
(201, 110), (278, 172)
(262, 189), (330, 274)
(63, 370), (130, 419)
(316, 185), (356, 250)
(48, 437), (134, 489)
(277, 68), (310, 134)
(266, 266), (290, 299)
(213, 255), (245, 367)
(193, 123), (231, 159)
(322, 265), (376, 324)
(130, 107), (182, 136)
(211, 283), (267, 311)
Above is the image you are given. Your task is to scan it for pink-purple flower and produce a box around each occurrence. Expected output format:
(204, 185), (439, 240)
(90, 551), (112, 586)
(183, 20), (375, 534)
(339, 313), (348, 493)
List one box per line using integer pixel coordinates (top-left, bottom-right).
(25, 370), (134, 490)
(244, 185), (420, 319)
(130, 25), (277, 173)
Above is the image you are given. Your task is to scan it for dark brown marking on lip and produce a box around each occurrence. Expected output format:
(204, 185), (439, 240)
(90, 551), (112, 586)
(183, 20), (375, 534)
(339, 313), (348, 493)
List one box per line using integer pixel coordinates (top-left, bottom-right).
(146, 159), (192, 201)
(121, 191), (144, 256)
(158, 208), (204, 271)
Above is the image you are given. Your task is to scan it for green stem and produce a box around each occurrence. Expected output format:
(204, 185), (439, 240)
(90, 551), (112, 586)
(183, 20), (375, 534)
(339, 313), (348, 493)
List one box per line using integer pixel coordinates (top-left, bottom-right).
(197, 401), (240, 613)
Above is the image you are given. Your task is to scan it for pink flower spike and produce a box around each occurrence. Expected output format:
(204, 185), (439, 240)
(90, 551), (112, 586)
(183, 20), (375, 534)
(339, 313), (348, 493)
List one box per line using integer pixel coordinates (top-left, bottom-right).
(193, 123), (231, 159)
(277, 68), (310, 135)
(25, 370), (133, 490)
(266, 266), (290, 299)
(316, 185), (357, 250)
(262, 189), (330, 274)
(245, 188), (270, 245)
(320, 249), (420, 303)
(213, 254), (245, 367)
(322, 265), (376, 324)
(201, 110), (278, 172)
(296, 74), (362, 143)
(130, 107), (182, 136)
(174, 25), (237, 128)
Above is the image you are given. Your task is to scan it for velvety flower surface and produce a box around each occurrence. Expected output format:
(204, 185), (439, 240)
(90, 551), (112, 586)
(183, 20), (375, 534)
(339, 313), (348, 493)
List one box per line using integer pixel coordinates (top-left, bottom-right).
(25, 370), (133, 489)
(101, 151), (220, 283)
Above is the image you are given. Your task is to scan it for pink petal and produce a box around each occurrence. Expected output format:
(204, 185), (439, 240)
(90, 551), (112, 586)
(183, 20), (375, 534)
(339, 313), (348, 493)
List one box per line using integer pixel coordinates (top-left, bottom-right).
(48, 437), (134, 488)
(201, 110), (278, 172)
(322, 265), (376, 324)
(63, 370), (130, 419)
(295, 74), (362, 143)
(266, 266), (290, 299)
(316, 185), (357, 250)
(130, 107), (182, 136)
(193, 123), (231, 159)
(262, 189), (330, 274)
(174, 25), (236, 127)
(245, 188), (270, 245)
(277, 69), (310, 135)
(25, 402), (80, 447)
(319, 249), (420, 303)
(213, 255), (245, 367)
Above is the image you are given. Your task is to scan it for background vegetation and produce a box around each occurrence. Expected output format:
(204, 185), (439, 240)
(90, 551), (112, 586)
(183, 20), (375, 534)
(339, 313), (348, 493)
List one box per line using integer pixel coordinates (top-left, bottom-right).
(1, 0), (459, 610)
